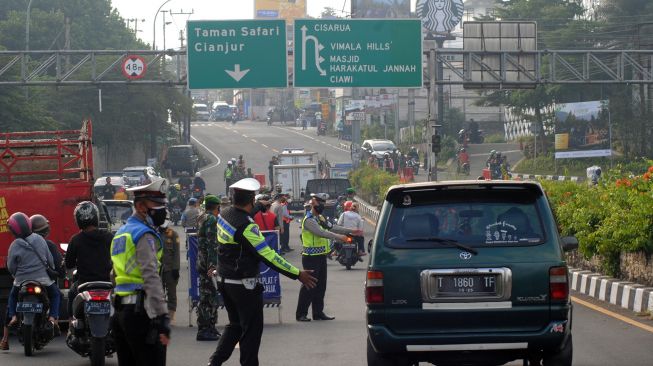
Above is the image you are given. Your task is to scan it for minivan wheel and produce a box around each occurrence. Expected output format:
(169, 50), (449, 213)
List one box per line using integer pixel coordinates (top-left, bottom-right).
(543, 334), (572, 366)
(367, 337), (413, 366)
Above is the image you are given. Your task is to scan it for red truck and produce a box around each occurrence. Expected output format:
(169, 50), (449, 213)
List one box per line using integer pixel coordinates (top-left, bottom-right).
(0, 121), (96, 322)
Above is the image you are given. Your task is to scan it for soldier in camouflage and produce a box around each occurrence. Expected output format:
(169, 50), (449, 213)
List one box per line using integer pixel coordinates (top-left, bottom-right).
(196, 194), (221, 341)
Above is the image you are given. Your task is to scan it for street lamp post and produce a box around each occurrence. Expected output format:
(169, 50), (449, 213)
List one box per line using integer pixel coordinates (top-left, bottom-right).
(26, 0), (34, 51)
(153, 0), (173, 50)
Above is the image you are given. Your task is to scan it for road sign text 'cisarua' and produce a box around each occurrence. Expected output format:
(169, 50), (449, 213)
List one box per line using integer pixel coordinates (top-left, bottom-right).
(293, 19), (423, 88)
(187, 20), (287, 89)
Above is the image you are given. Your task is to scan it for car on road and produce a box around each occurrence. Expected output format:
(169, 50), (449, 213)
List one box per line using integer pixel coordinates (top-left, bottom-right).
(212, 103), (231, 121)
(163, 145), (199, 176)
(361, 139), (397, 162)
(122, 166), (159, 187)
(102, 199), (134, 233)
(366, 180), (578, 366)
(193, 103), (210, 121)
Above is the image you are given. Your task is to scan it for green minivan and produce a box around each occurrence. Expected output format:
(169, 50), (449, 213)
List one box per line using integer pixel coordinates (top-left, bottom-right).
(366, 181), (578, 366)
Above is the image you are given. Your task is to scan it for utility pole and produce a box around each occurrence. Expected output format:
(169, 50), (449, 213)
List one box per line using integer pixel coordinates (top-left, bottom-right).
(161, 10), (170, 50)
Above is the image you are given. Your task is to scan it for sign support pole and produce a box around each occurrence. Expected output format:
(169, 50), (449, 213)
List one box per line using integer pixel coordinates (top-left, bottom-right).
(428, 48), (436, 182)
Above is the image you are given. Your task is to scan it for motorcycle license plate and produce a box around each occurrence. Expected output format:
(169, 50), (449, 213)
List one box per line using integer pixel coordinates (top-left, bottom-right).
(341, 243), (356, 249)
(85, 302), (111, 315)
(16, 302), (43, 313)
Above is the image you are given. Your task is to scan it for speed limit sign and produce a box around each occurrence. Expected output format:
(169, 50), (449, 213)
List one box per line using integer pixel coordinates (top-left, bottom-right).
(122, 55), (147, 80)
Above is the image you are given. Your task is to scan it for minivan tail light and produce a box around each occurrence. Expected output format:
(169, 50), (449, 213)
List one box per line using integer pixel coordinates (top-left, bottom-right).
(366, 271), (384, 304)
(549, 267), (569, 301)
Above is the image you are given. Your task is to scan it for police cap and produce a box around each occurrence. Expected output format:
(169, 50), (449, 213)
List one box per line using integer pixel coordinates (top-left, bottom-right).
(127, 178), (168, 204)
(230, 178), (260, 192)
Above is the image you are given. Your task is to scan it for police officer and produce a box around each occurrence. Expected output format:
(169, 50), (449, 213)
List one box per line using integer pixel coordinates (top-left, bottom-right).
(207, 178), (317, 366)
(296, 193), (361, 322)
(224, 161), (234, 196)
(196, 194), (221, 341)
(111, 179), (170, 365)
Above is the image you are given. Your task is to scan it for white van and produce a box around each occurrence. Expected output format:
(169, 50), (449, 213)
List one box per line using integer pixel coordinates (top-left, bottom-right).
(193, 103), (210, 121)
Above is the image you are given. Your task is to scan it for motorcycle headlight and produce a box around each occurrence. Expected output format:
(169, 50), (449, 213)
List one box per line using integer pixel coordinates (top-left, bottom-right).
(34, 286), (42, 294)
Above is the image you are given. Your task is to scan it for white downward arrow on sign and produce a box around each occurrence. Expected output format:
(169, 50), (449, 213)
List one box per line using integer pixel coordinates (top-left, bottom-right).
(225, 64), (250, 82)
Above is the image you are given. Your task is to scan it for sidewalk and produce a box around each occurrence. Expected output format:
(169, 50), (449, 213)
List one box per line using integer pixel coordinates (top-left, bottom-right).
(354, 196), (653, 316)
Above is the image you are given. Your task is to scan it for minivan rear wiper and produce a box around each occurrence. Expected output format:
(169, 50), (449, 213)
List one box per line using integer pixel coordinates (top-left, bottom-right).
(405, 237), (478, 255)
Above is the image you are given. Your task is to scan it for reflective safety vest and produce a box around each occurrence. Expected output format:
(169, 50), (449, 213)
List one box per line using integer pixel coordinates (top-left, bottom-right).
(111, 217), (163, 296)
(225, 168), (233, 179)
(301, 215), (330, 256)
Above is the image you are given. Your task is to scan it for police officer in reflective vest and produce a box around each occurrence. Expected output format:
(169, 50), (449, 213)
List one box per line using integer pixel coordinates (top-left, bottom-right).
(111, 179), (171, 365)
(296, 193), (362, 322)
(207, 178), (317, 366)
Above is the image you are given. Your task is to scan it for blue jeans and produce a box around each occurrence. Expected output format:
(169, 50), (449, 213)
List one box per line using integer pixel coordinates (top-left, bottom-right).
(6, 283), (61, 322)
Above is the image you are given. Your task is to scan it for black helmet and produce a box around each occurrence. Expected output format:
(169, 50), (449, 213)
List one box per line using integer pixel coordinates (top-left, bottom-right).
(29, 214), (50, 237)
(74, 201), (99, 229)
(8, 212), (32, 239)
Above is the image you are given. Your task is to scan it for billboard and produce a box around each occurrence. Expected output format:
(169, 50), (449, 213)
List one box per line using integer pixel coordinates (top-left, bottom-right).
(554, 101), (612, 159)
(351, 0), (411, 18)
(255, 0), (306, 22)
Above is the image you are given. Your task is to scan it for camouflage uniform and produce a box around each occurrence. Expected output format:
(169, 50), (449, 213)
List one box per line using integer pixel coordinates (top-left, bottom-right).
(196, 211), (219, 333)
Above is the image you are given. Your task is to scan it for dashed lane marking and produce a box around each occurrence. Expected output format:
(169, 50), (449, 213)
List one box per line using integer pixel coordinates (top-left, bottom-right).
(272, 126), (349, 153)
(272, 148), (280, 153)
(261, 144), (269, 148)
(251, 139), (258, 143)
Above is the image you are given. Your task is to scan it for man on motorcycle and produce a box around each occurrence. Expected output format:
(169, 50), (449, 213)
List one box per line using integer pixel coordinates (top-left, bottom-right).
(181, 198), (201, 230)
(457, 148), (470, 174)
(193, 172), (206, 193)
(64, 202), (114, 320)
(30, 214), (66, 281)
(178, 175), (193, 191)
(1, 212), (60, 350)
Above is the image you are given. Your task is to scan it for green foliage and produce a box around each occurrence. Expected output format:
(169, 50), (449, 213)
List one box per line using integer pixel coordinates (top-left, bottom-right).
(541, 163), (653, 276)
(0, 0), (191, 163)
(514, 154), (650, 177)
(484, 133), (506, 144)
(349, 164), (401, 206)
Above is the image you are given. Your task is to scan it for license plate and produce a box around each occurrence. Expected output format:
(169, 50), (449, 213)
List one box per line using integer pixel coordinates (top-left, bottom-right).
(85, 302), (111, 315)
(435, 275), (498, 297)
(16, 302), (43, 313)
(341, 243), (356, 249)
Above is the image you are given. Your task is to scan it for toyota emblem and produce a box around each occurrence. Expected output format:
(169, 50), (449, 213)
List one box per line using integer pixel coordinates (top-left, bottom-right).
(459, 252), (473, 260)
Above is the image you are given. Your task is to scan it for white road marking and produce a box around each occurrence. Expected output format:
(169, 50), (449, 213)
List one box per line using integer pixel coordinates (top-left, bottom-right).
(261, 144), (269, 148)
(242, 134), (248, 138)
(272, 148), (279, 153)
(273, 126), (349, 152)
(191, 135), (221, 173)
(251, 139), (258, 143)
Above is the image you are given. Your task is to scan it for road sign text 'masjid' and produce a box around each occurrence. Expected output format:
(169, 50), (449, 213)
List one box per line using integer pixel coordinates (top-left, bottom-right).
(294, 19), (422, 88)
(187, 20), (287, 89)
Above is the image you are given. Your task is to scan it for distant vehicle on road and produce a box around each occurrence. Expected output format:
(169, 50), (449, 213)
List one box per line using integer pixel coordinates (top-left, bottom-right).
(163, 145), (199, 177)
(193, 103), (210, 121)
(102, 199), (134, 233)
(122, 166), (159, 187)
(212, 103), (231, 121)
(361, 139), (397, 161)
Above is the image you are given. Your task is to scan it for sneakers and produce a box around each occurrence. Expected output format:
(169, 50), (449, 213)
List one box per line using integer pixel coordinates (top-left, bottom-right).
(196, 329), (220, 341)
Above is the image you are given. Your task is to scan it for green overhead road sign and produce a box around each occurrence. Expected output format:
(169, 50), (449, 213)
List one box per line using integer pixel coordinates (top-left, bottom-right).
(294, 19), (423, 88)
(187, 20), (287, 89)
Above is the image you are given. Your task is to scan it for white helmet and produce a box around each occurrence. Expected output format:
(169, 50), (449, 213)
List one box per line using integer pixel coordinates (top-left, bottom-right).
(195, 172), (201, 177)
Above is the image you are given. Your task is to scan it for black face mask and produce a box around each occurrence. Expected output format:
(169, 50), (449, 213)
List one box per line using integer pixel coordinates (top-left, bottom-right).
(148, 207), (168, 227)
(314, 203), (325, 214)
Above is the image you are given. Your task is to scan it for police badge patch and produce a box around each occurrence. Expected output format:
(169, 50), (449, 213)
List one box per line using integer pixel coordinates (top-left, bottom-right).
(250, 226), (261, 236)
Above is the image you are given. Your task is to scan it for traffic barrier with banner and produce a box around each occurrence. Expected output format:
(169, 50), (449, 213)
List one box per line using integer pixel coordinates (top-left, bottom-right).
(186, 229), (283, 326)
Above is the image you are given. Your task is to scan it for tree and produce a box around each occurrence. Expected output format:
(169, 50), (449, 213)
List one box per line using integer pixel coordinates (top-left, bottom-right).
(321, 7), (340, 19)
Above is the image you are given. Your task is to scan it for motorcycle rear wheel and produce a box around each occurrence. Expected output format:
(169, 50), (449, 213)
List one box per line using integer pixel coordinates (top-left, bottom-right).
(23, 324), (34, 356)
(90, 337), (106, 366)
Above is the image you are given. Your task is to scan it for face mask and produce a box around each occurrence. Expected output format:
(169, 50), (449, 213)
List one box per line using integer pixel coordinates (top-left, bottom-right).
(147, 207), (168, 227)
(314, 203), (325, 214)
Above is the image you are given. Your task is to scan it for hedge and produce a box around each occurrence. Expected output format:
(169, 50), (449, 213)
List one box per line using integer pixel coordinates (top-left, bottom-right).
(349, 164), (401, 207)
(541, 162), (653, 276)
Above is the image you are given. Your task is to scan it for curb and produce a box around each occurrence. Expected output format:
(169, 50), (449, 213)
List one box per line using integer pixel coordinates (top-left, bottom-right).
(512, 173), (583, 182)
(569, 268), (653, 314)
(352, 200), (653, 316)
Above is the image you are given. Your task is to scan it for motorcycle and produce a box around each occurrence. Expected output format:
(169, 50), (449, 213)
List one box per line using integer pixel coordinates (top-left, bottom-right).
(191, 186), (204, 201)
(179, 188), (191, 210)
(66, 280), (115, 366)
(169, 203), (182, 225)
(334, 236), (360, 270)
(317, 121), (326, 136)
(266, 116), (272, 126)
(457, 159), (470, 176)
(231, 113), (238, 125)
(15, 280), (55, 356)
(406, 157), (420, 175)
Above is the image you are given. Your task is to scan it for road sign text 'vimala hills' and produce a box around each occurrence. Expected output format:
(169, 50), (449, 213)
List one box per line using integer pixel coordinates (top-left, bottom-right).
(293, 19), (422, 88)
(187, 20), (288, 89)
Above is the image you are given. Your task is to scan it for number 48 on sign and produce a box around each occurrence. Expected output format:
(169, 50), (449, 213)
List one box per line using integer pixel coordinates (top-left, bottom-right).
(122, 55), (147, 80)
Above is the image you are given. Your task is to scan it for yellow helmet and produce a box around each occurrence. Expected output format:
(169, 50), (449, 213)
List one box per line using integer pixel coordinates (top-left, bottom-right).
(174, 183), (181, 191)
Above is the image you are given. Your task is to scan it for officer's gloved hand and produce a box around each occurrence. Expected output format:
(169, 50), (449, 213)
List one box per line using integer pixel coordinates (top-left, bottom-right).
(153, 314), (171, 338)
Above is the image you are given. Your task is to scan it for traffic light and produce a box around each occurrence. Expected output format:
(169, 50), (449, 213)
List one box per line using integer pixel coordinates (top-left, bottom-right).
(431, 133), (441, 154)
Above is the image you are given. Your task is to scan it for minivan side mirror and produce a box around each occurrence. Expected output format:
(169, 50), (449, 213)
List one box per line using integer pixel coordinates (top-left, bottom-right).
(561, 236), (579, 252)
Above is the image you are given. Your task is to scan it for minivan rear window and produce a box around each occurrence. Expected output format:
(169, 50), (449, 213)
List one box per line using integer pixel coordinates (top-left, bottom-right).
(167, 147), (192, 158)
(384, 187), (545, 249)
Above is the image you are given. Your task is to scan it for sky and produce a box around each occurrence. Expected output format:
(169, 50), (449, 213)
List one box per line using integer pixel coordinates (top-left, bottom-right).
(110, 0), (356, 49)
